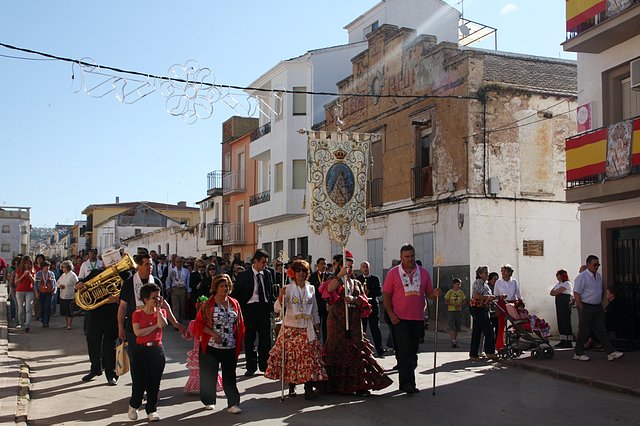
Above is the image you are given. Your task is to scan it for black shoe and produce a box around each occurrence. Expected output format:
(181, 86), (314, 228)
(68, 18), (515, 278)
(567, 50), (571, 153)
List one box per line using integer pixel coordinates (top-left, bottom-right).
(554, 341), (573, 349)
(244, 369), (256, 377)
(82, 372), (102, 382)
(25, 327), (30, 333)
(304, 390), (313, 400)
(405, 387), (420, 395)
(355, 390), (371, 396)
(107, 377), (118, 386)
(288, 383), (297, 397)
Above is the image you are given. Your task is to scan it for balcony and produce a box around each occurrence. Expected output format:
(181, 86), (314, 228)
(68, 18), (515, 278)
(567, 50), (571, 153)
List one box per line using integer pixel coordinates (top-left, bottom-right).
(250, 122), (271, 142)
(249, 190), (271, 206)
(207, 170), (223, 196)
(368, 178), (383, 207)
(564, 0), (640, 53)
(223, 222), (246, 245)
(565, 117), (640, 203)
(222, 170), (246, 195)
(206, 222), (223, 246)
(412, 166), (434, 199)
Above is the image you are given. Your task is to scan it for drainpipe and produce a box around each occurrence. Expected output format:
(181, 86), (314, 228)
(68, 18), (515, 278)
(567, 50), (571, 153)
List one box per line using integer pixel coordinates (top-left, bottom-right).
(477, 88), (489, 197)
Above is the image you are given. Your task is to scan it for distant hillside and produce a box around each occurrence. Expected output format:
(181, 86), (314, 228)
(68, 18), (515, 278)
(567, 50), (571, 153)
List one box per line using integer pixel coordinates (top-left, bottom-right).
(30, 227), (55, 243)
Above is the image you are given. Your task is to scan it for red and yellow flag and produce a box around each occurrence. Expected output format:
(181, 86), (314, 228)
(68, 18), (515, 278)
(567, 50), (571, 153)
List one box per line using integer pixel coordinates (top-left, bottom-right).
(566, 0), (606, 31)
(566, 128), (607, 181)
(633, 117), (640, 166)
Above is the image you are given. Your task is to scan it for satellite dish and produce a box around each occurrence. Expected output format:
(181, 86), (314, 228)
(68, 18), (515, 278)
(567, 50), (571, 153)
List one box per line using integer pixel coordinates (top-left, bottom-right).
(459, 24), (470, 36)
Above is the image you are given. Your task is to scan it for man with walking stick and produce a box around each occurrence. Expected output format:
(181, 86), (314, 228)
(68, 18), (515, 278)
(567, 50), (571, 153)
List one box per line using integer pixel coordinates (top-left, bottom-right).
(383, 244), (440, 395)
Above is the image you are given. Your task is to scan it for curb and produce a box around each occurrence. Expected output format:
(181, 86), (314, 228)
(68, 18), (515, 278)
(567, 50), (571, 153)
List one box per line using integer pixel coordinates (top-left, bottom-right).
(499, 357), (640, 398)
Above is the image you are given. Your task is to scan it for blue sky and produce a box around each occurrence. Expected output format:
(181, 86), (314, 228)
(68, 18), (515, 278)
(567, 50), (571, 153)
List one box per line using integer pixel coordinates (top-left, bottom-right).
(0, 1), (572, 227)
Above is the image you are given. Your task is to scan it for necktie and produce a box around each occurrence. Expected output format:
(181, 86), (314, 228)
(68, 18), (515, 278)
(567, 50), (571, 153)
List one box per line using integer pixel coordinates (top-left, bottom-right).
(257, 273), (265, 304)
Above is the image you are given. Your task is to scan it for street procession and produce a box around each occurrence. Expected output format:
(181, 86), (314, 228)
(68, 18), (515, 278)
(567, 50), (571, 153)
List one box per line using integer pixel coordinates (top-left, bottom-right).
(2, 0), (640, 424)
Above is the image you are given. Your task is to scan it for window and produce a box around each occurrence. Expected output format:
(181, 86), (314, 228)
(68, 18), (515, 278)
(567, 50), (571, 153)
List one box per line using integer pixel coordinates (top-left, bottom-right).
(1, 244), (9, 252)
(274, 240), (284, 259)
(275, 162), (283, 193)
(1, 225), (9, 233)
(297, 237), (308, 260)
(134, 229), (142, 236)
(262, 242), (272, 260)
(292, 86), (307, 115)
(292, 160), (306, 189)
(288, 239), (296, 259)
(412, 121), (434, 198)
(603, 63), (640, 125)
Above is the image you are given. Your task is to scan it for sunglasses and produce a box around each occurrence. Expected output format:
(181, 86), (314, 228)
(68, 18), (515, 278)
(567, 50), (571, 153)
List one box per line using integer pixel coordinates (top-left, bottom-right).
(293, 268), (308, 273)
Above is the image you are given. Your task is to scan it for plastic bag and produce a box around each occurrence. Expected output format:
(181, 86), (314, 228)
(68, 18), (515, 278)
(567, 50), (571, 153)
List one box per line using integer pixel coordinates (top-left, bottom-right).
(115, 340), (130, 376)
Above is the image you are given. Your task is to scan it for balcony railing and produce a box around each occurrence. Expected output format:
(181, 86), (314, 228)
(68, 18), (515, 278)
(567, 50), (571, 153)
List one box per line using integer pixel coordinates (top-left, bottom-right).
(368, 178), (383, 207)
(250, 122), (271, 142)
(250, 190), (270, 206)
(206, 222), (223, 246)
(566, 0), (640, 40)
(412, 166), (433, 199)
(223, 223), (246, 245)
(566, 116), (640, 188)
(207, 170), (224, 196)
(222, 170), (246, 194)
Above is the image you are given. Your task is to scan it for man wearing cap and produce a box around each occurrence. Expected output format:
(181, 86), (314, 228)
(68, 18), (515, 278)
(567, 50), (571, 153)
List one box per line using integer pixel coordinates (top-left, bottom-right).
(383, 243), (440, 394)
(231, 248), (274, 375)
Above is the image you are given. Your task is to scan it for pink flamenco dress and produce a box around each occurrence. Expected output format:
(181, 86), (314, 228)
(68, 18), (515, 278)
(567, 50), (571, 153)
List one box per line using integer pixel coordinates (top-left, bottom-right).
(184, 320), (223, 394)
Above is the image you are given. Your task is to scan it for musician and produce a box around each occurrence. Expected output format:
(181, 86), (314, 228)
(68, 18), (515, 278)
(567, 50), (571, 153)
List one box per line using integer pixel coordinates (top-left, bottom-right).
(75, 251), (119, 386)
(308, 257), (329, 343)
(230, 248), (274, 376)
(357, 261), (385, 357)
(118, 254), (184, 362)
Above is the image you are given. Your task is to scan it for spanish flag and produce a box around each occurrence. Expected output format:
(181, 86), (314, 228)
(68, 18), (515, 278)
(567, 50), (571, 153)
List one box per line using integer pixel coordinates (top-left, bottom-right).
(566, 0), (606, 31)
(633, 117), (640, 166)
(566, 128), (607, 181)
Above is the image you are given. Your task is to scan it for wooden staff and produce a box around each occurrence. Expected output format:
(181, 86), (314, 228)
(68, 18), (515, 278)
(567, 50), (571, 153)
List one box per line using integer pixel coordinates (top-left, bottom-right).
(342, 246), (350, 337)
(432, 260), (441, 396)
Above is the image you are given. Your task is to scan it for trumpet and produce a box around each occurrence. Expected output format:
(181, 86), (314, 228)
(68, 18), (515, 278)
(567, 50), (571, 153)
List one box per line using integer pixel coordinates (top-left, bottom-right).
(75, 253), (137, 310)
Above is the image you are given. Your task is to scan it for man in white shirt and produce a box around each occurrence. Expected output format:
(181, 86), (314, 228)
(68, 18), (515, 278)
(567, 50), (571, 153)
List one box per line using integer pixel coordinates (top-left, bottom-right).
(573, 255), (623, 362)
(166, 257), (190, 323)
(78, 248), (104, 280)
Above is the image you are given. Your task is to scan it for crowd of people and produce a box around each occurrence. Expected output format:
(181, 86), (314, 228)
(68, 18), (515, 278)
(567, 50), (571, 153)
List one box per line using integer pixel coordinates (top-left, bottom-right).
(1, 248), (627, 421)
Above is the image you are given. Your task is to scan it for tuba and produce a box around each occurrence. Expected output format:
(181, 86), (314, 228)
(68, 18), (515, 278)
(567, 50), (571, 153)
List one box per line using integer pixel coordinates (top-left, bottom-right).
(75, 253), (137, 311)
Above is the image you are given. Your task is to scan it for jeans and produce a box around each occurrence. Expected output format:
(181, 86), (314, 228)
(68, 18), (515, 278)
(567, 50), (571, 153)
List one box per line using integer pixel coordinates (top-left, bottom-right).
(15, 291), (34, 328)
(130, 345), (165, 414)
(39, 293), (53, 325)
(200, 346), (239, 407)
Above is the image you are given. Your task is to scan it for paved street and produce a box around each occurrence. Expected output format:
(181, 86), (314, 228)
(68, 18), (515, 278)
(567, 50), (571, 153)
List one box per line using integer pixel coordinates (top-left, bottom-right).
(5, 310), (640, 426)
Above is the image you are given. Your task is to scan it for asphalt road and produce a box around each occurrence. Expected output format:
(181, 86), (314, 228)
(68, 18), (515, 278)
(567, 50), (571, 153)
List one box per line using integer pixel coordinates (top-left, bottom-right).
(8, 314), (640, 426)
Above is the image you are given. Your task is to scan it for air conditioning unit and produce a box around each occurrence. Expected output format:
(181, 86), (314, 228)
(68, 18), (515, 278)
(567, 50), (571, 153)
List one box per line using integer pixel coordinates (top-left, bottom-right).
(632, 58), (640, 91)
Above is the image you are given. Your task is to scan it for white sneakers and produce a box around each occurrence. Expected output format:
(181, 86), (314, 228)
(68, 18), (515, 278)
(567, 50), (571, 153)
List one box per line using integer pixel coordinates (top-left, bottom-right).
(227, 405), (242, 414)
(203, 404), (215, 410)
(573, 354), (590, 361)
(127, 406), (138, 421)
(608, 351), (624, 361)
(147, 412), (160, 422)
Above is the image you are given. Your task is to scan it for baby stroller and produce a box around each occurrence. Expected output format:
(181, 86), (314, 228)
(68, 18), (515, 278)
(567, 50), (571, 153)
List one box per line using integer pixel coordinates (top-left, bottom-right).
(495, 300), (554, 360)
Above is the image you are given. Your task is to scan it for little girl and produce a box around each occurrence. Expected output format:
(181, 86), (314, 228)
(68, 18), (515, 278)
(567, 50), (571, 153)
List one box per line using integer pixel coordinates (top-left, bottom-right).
(128, 283), (166, 422)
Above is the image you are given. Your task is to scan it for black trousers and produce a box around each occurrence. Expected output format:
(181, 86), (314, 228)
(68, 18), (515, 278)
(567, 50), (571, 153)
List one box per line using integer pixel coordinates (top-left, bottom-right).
(130, 345), (165, 413)
(86, 306), (118, 378)
(243, 303), (271, 372)
(200, 346), (240, 407)
(470, 306), (495, 357)
(555, 294), (573, 337)
(394, 319), (423, 391)
(362, 304), (384, 353)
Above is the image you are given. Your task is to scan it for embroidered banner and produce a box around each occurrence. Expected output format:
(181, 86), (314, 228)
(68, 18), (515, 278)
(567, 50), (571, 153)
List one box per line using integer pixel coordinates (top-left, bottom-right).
(606, 120), (633, 178)
(307, 131), (372, 246)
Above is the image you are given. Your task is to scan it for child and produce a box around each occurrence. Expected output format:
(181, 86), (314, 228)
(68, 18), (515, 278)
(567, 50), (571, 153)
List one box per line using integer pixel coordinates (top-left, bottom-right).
(444, 278), (466, 348)
(128, 283), (166, 422)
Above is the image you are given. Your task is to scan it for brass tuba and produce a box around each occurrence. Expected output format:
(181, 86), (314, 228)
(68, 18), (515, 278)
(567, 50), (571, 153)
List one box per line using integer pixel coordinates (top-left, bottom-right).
(75, 253), (137, 311)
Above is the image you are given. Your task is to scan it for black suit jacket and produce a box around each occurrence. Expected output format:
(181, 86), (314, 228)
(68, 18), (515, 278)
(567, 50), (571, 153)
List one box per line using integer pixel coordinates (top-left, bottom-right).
(231, 268), (275, 308)
(309, 270), (329, 317)
(356, 274), (382, 306)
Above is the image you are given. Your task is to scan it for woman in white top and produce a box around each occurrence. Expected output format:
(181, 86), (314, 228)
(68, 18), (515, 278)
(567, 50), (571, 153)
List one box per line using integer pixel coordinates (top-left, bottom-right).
(550, 269), (573, 348)
(57, 260), (79, 330)
(264, 259), (328, 400)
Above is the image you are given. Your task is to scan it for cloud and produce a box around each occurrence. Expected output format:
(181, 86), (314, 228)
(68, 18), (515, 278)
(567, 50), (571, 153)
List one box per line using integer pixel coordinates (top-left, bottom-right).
(500, 3), (518, 15)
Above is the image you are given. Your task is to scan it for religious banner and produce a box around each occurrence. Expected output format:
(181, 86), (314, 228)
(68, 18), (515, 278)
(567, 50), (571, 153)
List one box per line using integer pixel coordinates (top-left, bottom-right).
(606, 120), (633, 178)
(307, 131), (372, 246)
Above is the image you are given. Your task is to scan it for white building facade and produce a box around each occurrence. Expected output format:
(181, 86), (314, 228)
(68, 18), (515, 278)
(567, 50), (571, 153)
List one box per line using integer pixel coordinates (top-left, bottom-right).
(0, 207), (30, 259)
